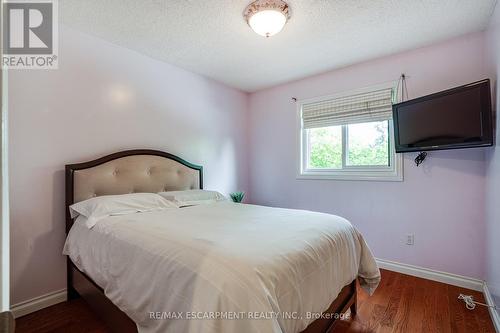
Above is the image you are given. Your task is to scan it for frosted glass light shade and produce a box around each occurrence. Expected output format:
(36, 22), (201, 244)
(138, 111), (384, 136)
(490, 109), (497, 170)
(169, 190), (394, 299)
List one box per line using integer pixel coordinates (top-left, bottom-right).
(248, 10), (287, 37)
(244, 0), (290, 38)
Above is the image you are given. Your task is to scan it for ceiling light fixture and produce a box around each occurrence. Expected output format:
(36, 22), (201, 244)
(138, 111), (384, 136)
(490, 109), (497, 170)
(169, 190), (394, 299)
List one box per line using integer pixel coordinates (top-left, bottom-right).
(244, 0), (291, 38)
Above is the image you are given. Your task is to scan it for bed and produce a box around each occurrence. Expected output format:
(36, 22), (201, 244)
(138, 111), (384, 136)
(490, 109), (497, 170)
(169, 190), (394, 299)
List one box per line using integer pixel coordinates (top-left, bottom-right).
(64, 149), (380, 333)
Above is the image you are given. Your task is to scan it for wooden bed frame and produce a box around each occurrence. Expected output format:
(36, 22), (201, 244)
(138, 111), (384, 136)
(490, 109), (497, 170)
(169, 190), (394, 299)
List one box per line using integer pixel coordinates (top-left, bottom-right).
(65, 149), (357, 333)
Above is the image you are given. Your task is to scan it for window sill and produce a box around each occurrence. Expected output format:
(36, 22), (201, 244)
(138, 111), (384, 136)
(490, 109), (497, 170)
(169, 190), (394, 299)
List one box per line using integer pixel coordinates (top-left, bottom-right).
(297, 170), (403, 182)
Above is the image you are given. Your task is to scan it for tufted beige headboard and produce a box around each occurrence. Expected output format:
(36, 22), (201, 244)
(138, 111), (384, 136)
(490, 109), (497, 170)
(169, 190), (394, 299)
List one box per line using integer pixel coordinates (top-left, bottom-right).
(65, 149), (202, 232)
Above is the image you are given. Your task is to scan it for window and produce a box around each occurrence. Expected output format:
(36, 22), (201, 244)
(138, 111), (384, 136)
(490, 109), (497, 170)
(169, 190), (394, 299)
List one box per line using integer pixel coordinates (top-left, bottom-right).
(298, 86), (403, 181)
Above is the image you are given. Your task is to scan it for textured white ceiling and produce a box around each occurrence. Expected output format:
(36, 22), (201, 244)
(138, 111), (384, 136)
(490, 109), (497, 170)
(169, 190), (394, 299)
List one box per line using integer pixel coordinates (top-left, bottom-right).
(60, 0), (497, 92)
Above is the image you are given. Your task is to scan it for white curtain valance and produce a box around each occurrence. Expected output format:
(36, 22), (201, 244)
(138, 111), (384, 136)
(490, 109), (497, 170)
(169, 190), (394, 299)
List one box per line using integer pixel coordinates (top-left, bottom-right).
(302, 88), (393, 129)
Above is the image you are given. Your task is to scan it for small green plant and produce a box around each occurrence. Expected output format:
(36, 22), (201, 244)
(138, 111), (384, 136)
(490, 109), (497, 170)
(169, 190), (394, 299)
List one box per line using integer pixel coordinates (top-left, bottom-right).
(229, 191), (245, 203)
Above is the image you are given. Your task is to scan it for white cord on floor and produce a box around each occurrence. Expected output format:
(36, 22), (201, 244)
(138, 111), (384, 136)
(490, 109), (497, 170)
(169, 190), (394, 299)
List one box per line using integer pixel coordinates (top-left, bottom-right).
(458, 294), (498, 310)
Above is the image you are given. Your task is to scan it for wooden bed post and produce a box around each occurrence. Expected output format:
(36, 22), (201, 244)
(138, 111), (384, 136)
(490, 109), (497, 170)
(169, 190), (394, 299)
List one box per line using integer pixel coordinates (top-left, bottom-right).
(349, 283), (358, 316)
(65, 165), (79, 301)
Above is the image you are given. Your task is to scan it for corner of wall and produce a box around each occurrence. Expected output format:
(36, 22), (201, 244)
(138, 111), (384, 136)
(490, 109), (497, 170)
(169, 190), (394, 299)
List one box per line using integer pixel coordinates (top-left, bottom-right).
(484, 0), (500, 307)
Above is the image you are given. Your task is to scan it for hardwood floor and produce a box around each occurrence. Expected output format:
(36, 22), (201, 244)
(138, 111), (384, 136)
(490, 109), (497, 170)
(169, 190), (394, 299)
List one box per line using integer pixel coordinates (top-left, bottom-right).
(14, 297), (108, 333)
(15, 270), (496, 333)
(335, 270), (495, 333)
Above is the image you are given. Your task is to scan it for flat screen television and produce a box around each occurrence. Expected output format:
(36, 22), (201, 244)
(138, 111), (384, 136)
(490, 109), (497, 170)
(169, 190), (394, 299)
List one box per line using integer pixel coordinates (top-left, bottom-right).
(392, 79), (493, 153)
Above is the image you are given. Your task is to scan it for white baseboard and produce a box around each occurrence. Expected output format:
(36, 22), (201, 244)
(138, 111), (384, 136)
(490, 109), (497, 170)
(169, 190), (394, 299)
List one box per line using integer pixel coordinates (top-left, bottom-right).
(483, 282), (500, 333)
(11, 289), (67, 318)
(376, 258), (484, 291)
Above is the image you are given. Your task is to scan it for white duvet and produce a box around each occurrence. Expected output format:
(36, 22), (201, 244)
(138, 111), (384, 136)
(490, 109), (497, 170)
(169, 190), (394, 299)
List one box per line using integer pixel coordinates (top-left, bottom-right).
(63, 202), (380, 333)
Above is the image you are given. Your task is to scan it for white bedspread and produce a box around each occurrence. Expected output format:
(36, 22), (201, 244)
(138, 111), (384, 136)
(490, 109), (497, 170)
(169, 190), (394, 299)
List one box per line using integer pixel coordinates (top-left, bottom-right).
(63, 202), (380, 333)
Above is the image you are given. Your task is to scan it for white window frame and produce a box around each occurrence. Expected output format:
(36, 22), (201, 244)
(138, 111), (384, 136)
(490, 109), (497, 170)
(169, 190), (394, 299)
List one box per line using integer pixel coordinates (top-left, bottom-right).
(297, 82), (403, 181)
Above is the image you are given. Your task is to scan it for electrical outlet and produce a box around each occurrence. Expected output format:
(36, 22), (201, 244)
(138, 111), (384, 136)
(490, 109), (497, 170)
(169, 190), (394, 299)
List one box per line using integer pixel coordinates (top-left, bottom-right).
(406, 234), (414, 245)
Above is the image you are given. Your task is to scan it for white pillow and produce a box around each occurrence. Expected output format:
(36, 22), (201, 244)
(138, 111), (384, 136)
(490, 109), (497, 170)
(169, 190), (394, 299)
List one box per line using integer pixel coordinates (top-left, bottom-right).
(70, 193), (177, 229)
(158, 190), (226, 207)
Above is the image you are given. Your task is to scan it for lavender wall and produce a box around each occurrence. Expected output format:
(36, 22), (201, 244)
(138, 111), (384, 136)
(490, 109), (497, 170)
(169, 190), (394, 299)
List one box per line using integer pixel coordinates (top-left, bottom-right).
(8, 16), (497, 310)
(248, 32), (489, 279)
(485, 2), (500, 310)
(8, 26), (249, 305)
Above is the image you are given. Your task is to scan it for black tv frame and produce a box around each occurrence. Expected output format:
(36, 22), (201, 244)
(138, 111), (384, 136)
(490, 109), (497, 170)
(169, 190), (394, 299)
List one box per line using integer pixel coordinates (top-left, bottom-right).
(392, 79), (494, 153)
